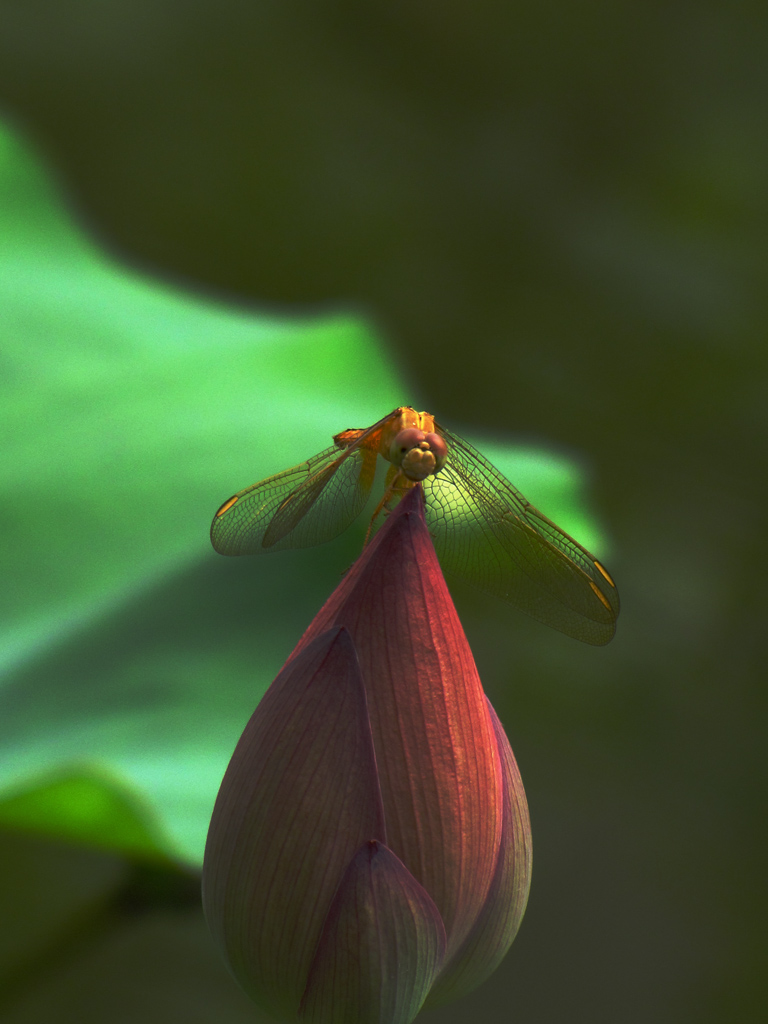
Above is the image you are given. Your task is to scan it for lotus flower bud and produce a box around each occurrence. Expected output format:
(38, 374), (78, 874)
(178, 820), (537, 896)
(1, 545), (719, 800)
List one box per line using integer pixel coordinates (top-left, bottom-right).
(203, 486), (532, 1024)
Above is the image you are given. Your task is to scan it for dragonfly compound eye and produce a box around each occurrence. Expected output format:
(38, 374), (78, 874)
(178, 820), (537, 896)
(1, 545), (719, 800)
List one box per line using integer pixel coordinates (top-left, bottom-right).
(389, 428), (426, 465)
(390, 428), (447, 481)
(424, 432), (448, 471)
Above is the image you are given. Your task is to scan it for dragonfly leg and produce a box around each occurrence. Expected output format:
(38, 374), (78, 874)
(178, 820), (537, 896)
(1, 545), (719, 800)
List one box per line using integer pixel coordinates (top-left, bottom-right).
(363, 471), (414, 547)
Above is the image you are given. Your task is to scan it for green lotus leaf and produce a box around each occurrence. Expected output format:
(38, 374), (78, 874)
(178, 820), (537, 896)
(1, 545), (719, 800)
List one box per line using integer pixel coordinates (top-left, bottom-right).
(0, 120), (609, 866)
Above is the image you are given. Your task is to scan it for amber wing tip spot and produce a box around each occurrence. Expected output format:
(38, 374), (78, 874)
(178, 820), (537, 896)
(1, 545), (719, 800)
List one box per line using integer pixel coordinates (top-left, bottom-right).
(588, 580), (614, 612)
(593, 560), (616, 588)
(216, 495), (239, 518)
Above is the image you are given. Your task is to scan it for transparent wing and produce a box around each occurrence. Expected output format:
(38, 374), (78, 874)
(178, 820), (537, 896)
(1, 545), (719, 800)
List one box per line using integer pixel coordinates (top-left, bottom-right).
(211, 443), (378, 555)
(423, 425), (620, 645)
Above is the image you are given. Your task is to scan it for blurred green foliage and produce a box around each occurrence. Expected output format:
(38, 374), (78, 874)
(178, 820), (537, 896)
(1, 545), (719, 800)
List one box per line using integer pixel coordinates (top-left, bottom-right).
(0, 123), (602, 866)
(0, 120), (398, 862)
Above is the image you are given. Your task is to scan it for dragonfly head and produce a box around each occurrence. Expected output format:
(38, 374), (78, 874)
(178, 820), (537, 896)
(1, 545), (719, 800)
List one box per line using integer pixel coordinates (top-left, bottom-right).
(389, 428), (448, 481)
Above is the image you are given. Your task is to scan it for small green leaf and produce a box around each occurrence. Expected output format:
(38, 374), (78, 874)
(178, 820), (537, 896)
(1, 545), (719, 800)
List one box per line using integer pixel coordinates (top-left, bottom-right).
(0, 767), (172, 861)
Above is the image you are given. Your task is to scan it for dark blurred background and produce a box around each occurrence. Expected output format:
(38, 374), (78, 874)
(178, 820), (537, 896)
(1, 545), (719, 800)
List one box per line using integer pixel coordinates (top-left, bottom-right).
(1, 2), (765, 1022)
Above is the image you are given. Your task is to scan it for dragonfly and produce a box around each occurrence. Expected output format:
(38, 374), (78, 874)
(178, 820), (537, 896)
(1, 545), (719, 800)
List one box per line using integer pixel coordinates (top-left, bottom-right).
(211, 406), (620, 645)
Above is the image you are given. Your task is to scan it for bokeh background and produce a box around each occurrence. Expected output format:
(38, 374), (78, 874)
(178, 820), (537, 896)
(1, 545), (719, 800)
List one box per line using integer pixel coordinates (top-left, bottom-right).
(1, 3), (766, 1022)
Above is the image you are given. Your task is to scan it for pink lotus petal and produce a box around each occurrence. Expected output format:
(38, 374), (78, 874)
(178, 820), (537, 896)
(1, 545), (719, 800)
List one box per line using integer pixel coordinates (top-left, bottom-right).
(300, 840), (447, 1024)
(293, 487), (505, 957)
(424, 698), (532, 1007)
(203, 627), (385, 1021)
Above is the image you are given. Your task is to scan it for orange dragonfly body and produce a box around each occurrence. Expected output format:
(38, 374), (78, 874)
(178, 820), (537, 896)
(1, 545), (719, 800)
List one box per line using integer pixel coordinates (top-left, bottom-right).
(211, 407), (620, 645)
